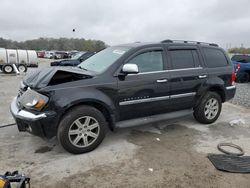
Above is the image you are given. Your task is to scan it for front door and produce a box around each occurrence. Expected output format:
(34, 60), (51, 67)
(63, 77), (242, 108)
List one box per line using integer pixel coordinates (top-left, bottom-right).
(117, 48), (171, 120)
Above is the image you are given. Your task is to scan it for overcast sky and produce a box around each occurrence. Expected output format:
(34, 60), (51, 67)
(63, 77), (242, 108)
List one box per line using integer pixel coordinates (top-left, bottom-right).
(0, 0), (250, 48)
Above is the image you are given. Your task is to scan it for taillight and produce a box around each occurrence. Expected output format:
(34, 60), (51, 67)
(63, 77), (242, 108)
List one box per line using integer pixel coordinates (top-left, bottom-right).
(231, 69), (236, 85)
(236, 63), (240, 72)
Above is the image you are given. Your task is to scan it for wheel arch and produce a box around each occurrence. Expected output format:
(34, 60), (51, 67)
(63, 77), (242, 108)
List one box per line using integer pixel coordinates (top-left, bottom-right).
(59, 99), (116, 131)
(195, 85), (226, 108)
(208, 86), (226, 102)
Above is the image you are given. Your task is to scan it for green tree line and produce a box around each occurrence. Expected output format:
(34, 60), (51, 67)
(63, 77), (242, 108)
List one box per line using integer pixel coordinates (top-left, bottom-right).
(0, 37), (107, 52)
(228, 47), (250, 54)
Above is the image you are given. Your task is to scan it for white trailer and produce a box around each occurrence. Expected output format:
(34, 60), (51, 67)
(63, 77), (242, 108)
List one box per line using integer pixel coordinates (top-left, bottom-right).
(0, 48), (38, 74)
(27, 50), (38, 67)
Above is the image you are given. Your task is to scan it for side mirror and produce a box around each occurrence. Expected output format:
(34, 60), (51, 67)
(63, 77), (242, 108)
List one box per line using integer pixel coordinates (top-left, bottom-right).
(122, 64), (139, 74)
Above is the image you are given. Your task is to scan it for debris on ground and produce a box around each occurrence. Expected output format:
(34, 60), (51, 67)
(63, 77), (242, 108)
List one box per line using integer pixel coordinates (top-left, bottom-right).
(208, 154), (250, 173)
(148, 168), (154, 172)
(229, 118), (248, 128)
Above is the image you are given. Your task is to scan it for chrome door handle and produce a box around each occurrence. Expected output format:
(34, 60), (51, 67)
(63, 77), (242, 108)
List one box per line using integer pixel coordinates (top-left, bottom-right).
(198, 75), (207, 79)
(157, 79), (168, 83)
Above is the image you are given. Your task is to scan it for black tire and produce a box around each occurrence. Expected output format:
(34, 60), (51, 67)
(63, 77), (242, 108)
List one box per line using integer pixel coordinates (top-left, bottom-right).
(237, 72), (249, 83)
(17, 64), (27, 73)
(193, 92), (222, 124)
(2, 64), (14, 74)
(57, 105), (108, 154)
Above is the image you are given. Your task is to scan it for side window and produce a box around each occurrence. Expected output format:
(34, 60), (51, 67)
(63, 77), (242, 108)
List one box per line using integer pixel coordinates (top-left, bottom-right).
(204, 48), (228, 68)
(127, 50), (164, 73)
(169, 50), (200, 69)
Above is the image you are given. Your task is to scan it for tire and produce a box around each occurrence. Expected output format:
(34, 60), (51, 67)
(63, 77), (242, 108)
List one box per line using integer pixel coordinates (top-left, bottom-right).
(2, 64), (14, 74)
(57, 105), (108, 154)
(237, 72), (249, 83)
(193, 92), (222, 124)
(17, 64), (27, 73)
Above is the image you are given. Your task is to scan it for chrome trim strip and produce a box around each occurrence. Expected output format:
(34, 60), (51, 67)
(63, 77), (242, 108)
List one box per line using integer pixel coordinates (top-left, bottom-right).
(119, 92), (196, 105)
(226, 85), (236, 90)
(119, 96), (170, 106)
(170, 92), (196, 99)
(10, 97), (47, 121)
(168, 67), (203, 72)
(128, 67), (203, 76)
(128, 70), (168, 75)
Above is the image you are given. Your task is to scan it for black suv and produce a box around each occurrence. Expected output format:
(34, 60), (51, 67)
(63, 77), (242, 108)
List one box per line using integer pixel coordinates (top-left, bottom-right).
(10, 40), (236, 154)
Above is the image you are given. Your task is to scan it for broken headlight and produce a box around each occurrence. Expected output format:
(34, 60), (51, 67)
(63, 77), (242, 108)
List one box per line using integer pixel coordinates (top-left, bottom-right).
(19, 89), (49, 111)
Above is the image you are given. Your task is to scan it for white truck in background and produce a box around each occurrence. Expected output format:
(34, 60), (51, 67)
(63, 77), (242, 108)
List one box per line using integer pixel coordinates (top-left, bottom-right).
(0, 48), (38, 74)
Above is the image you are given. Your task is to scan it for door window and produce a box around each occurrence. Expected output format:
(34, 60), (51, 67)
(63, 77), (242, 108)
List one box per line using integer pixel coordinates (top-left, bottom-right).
(169, 50), (200, 69)
(127, 50), (164, 73)
(203, 48), (229, 67)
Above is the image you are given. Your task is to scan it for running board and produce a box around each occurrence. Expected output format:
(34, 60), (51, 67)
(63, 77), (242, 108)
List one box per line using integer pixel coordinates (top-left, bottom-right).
(115, 109), (193, 128)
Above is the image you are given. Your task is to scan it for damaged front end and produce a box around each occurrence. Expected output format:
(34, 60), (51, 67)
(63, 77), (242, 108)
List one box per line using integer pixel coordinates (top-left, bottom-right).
(10, 67), (94, 138)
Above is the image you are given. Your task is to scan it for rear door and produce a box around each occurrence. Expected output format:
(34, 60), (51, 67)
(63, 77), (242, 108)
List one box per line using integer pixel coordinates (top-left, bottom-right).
(117, 47), (171, 120)
(202, 47), (234, 87)
(167, 46), (208, 110)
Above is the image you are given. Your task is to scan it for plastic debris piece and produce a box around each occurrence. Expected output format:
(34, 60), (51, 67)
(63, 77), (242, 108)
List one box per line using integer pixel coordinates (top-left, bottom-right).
(148, 168), (153, 172)
(229, 119), (248, 128)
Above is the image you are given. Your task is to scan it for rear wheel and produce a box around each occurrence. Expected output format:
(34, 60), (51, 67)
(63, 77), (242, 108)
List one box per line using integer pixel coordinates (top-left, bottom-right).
(57, 105), (108, 154)
(2, 64), (14, 74)
(194, 92), (222, 124)
(17, 64), (27, 73)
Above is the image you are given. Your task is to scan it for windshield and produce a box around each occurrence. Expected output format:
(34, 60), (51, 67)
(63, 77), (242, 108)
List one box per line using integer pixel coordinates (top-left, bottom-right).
(78, 47), (130, 73)
(71, 52), (85, 60)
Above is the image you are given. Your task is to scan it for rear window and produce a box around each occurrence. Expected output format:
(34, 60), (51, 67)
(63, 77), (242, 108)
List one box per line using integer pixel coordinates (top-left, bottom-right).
(204, 48), (228, 68)
(231, 55), (250, 63)
(169, 50), (200, 69)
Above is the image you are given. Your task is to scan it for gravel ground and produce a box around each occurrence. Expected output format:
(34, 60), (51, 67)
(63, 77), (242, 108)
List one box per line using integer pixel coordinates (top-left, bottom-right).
(230, 83), (250, 108)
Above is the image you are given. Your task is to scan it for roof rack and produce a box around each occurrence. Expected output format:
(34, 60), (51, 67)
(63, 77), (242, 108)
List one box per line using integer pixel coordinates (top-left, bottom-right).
(161, 39), (219, 47)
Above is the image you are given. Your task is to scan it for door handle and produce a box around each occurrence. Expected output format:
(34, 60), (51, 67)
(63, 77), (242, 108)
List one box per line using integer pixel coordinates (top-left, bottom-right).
(198, 75), (207, 79)
(157, 79), (168, 83)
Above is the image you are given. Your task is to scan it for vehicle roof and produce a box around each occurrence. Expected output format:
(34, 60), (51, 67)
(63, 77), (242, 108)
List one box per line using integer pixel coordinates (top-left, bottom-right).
(115, 40), (220, 49)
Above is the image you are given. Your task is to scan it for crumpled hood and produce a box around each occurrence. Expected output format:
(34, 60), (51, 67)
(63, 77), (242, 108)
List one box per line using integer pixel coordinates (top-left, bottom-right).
(23, 67), (93, 89)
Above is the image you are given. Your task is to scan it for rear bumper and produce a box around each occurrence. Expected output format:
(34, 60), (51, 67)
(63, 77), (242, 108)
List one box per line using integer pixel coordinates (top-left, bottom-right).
(225, 85), (236, 101)
(10, 97), (58, 138)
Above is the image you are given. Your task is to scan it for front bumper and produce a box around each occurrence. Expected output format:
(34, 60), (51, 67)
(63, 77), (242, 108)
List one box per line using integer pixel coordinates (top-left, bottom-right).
(10, 97), (58, 138)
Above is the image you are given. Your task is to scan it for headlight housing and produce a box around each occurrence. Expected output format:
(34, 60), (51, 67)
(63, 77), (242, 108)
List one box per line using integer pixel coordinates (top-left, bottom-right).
(19, 89), (49, 111)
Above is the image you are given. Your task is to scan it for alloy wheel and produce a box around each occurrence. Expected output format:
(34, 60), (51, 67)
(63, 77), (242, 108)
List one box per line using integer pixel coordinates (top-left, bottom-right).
(68, 116), (100, 148)
(204, 98), (219, 120)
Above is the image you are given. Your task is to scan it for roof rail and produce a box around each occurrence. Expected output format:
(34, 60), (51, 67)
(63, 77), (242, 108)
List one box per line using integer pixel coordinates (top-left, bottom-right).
(160, 39), (219, 47)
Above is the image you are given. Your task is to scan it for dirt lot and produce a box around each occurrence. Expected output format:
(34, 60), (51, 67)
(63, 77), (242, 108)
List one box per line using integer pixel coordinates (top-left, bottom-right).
(1, 59), (250, 188)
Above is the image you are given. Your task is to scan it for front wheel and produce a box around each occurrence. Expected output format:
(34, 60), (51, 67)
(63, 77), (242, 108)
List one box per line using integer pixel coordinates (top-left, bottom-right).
(57, 105), (108, 154)
(193, 92), (222, 124)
